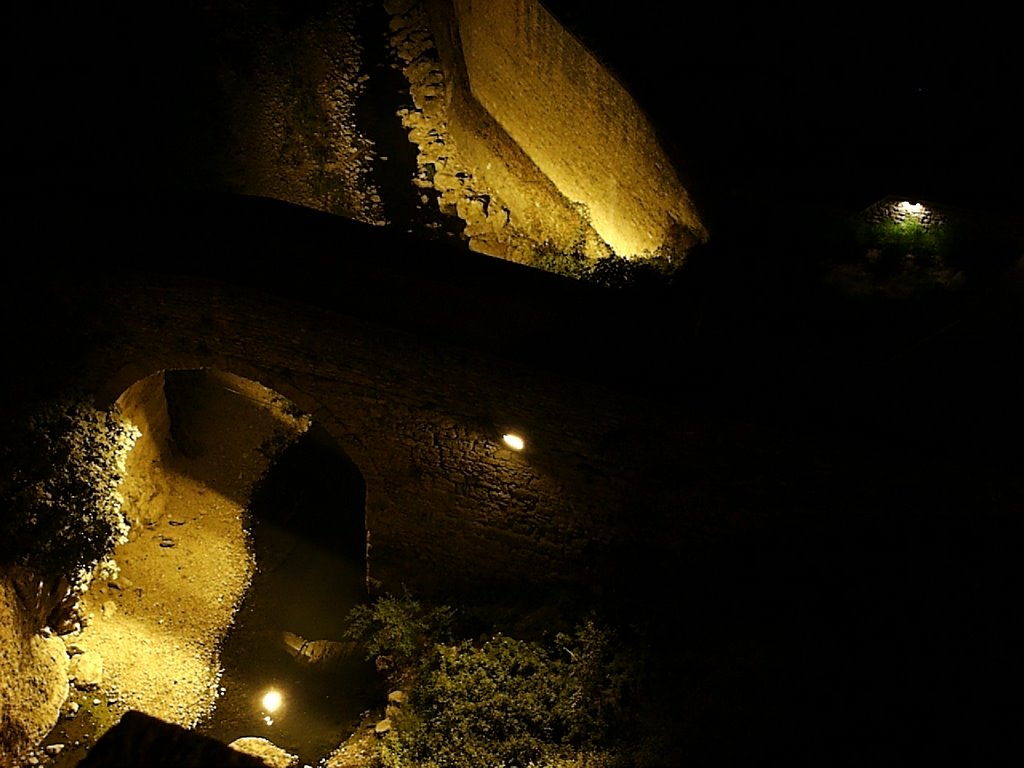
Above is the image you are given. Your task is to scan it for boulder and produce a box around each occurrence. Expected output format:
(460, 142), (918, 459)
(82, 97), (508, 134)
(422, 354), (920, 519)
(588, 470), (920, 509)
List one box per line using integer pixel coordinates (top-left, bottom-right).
(0, 570), (71, 765)
(69, 649), (104, 690)
(228, 736), (300, 768)
(385, 689), (407, 719)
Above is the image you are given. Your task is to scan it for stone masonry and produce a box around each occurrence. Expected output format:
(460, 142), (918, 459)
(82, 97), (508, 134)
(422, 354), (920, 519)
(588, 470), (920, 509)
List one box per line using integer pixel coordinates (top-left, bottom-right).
(81, 268), (686, 600)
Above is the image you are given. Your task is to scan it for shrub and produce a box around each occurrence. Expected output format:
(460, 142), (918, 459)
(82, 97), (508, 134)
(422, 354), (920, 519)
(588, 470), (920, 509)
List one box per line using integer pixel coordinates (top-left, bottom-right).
(851, 216), (954, 273)
(529, 238), (589, 280)
(343, 593), (455, 677)
(388, 636), (564, 768)
(366, 609), (639, 768)
(552, 621), (635, 746)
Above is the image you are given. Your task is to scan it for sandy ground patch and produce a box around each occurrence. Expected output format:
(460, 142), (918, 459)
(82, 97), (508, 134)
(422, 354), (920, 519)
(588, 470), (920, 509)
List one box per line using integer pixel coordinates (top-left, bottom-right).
(24, 371), (313, 767)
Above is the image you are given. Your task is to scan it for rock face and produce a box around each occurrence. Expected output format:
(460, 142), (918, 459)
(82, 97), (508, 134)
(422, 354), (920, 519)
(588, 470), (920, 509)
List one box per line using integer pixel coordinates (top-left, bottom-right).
(281, 631), (358, 669)
(388, 0), (610, 264)
(229, 736), (301, 768)
(68, 650), (104, 690)
(205, 1), (387, 227)
(0, 570), (71, 765)
(407, 0), (708, 260)
(126, 1), (705, 268)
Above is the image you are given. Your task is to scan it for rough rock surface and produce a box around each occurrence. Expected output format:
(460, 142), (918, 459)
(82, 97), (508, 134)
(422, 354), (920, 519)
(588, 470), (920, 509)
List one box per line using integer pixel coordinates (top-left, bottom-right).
(68, 650), (103, 691)
(229, 736), (300, 768)
(200, 0), (386, 226)
(0, 570), (71, 766)
(387, 0), (611, 264)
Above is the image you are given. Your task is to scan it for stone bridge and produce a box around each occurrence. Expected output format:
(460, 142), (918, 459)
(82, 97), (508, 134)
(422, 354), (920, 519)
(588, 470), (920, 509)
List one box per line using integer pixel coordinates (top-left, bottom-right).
(6, 193), (707, 604)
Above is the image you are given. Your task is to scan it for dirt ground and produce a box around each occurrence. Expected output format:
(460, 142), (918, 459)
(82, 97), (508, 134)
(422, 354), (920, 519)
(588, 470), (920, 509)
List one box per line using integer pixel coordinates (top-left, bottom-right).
(16, 370), (355, 768)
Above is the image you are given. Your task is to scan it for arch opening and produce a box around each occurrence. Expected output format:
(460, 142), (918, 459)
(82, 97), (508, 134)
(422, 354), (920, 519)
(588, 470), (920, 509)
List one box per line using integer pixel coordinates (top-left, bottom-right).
(44, 367), (373, 767)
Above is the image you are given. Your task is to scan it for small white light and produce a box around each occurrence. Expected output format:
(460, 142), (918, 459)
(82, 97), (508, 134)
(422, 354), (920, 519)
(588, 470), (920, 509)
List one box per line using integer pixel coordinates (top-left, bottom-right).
(899, 200), (924, 214)
(502, 433), (525, 451)
(262, 689), (282, 713)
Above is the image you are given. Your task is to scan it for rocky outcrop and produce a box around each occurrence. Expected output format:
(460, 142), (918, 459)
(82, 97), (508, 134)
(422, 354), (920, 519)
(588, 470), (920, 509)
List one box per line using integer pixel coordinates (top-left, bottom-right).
(449, 0), (707, 257)
(229, 736), (300, 768)
(0, 569), (70, 766)
(389, 0), (707, 262)
(388, 0), (614, 264)
(68, 649), (104, 691)
(193, 1), (387, 225)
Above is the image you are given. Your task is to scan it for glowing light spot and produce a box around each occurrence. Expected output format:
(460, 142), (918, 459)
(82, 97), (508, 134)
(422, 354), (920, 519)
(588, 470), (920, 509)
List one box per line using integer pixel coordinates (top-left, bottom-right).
(899, 200), (924, 215)
(262, 689), (282, 713)
(502, 433), (525, 451)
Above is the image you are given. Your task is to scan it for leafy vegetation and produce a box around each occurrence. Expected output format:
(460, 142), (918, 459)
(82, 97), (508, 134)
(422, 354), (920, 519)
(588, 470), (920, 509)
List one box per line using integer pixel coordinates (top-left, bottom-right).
(529, 239), (686, 290)
(526, 202), (694, 290)
(860, 216), (950, 258)
(343, 592), (456, 678)
(344, 594), (648, 768)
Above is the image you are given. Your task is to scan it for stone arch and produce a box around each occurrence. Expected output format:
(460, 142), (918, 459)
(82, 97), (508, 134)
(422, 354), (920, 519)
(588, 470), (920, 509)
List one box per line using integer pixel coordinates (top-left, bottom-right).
(102, 356), (367, 491)
(98, 357), (321, 423)
(39, 363), (377, 763)
(93, 351), (386, 592)
(107, 362), (370, 564)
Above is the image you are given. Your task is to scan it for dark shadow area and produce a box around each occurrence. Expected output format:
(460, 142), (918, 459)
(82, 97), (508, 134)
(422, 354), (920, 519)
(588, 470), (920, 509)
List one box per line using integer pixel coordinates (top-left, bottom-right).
(162, 369), (281, 507)
(353, 1), (466, 242)
(77, 711), (267, 767)
(596, 403), (1024, 764)
(197, 423), (378, 764)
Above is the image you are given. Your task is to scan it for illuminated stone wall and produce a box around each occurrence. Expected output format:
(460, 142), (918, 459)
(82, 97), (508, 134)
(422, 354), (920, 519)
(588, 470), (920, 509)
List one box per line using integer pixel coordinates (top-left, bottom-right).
(440, 0), (707, 257)
(133, 0), (705, 265)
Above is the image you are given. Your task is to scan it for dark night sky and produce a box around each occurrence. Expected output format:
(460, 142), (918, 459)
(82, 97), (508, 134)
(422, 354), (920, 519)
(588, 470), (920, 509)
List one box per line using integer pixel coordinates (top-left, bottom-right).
(547, 2), (1023, 213)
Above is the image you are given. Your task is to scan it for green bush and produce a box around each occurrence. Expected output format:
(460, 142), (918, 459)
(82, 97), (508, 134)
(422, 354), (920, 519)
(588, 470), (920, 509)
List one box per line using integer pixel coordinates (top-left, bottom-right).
(389, 636), (564, 768)
(343, 593), (455, 675)
(551, 621), (635, 746)
(852, 216), (953, 268)
(529, 238), (589, 280)
(526, 210), (688, 290)
(365, 609), (639, 768)
(580, 253), (681, 289)
(873, 217), (948, 257)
